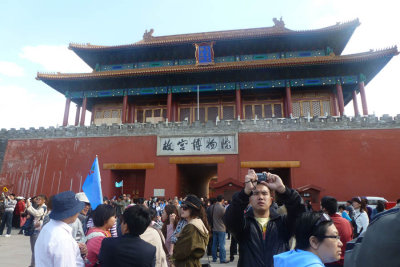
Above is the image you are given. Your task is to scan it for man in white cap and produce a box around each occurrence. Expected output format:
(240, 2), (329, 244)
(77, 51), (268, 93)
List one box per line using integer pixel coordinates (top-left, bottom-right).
(34, 191), (86, 267)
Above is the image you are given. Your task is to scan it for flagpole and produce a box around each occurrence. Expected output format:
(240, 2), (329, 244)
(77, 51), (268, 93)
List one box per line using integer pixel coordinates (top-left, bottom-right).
(197, 85), (200, 121)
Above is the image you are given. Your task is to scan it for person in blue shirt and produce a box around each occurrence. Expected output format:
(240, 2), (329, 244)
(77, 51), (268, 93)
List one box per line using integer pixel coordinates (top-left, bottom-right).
(338, 205), (352, 222)
(274, 212), (343, 267)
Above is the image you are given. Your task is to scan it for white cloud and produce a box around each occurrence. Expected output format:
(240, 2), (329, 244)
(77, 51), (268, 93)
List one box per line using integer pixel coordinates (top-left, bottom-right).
(0, 84), (64, 129)
(0, 61), (25, 77)
(19, 45), (92, 73)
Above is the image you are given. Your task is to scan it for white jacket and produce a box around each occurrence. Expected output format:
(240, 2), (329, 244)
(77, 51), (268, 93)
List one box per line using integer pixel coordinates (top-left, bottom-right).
(354, 208), (369, 234)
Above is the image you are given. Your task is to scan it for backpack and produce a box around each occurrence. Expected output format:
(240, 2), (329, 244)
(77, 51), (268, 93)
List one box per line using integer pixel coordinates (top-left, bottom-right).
(23, 206), (47, 236)
(22, 216), (35, 236)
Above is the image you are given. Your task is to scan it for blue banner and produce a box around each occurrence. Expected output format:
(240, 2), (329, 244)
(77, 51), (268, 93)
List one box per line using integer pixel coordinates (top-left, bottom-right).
(115, 180), (123, 188)
(82, 156), (103, 210)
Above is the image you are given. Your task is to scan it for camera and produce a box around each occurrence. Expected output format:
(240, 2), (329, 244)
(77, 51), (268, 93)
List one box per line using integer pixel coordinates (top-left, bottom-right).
(256, 173), (267, 182)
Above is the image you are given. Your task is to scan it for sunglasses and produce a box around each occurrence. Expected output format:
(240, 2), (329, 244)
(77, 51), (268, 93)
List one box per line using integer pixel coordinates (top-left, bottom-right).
(181, 205), (189, 211)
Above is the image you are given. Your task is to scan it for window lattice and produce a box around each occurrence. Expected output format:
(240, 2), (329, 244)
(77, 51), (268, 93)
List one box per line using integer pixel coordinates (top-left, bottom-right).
(264, 104), (273, 118)
(322, 101), (331, 116)
(302, 102), (311, 116)
(274, 104), (282, 118)
(95, 111), (103, 119)
(208, 107), (218, 121)
(154, 109), (161, 117)
(104, 110), (112, 118)
(180, 108), (191, 122)
(293, 102), (301, 117)
(254, 105), (262, 119)
(312, 101), (321, 116)
(245, 105), (253, 119)
(137, 110), (144, 122)
(145, 110), (152, 120)
(223, 106), (234, 120)
(112, 110), (120, 118)
(162, 109), (167, 119)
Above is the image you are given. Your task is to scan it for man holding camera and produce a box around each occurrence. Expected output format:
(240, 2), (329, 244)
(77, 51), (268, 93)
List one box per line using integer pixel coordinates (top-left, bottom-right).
(224, 169), (303, 267)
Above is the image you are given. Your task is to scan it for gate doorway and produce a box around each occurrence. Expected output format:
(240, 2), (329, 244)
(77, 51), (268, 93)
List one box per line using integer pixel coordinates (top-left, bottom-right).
(111, 170), (145, 201)
(177, 164), (217, 198)
(253, 168), (291, 188)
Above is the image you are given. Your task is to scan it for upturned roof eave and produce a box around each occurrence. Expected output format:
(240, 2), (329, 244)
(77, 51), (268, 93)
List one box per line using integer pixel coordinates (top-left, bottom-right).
(68, 19), (360, 51)
(37, 47), (398, 81)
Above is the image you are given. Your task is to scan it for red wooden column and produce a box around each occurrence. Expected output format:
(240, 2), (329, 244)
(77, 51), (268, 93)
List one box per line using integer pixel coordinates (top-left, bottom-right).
(129, 103), (135, 123)
(122, 94), (128, 123)
(90, 108), (95, 125)
(167, 91), (172, 122)
(285, 83), (293, 117)
(80, 97), (87, 126)
(330, 93), (339, 116)
(172, 101), (178, 122)
(359, 81), (368, 115)
(62, 97), (71, 126)
(336, 82), (345, 116)
(235, 88), (242, 119)
(74, 105), (81, 126)
(352, 90), (359, 116)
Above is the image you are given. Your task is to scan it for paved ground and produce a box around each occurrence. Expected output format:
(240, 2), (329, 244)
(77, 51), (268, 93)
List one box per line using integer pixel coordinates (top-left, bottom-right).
(0, 228), (238, 267)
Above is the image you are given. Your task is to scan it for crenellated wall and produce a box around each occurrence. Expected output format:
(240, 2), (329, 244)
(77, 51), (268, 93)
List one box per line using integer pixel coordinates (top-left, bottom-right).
(1, 114), (400, 201)
(1, 114), (400, 140)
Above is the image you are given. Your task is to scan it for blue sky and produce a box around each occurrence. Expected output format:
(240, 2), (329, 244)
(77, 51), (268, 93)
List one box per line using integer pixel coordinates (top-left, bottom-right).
(1, 0), (399, 129)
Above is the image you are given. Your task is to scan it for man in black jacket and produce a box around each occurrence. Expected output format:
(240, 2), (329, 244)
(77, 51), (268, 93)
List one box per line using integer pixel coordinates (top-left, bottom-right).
(224, 169), (303, 267)
(99, 205), (156, 267)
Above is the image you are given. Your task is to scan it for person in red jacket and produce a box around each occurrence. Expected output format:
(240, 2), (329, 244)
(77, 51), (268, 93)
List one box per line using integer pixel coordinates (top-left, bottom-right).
(15, 197), (26, 228)
(321, 196), (353, 267)
(85, 204), (116, 267)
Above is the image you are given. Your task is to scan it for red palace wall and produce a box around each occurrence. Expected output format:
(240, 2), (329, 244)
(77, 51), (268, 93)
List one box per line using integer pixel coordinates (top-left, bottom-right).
(1, 128), (400, 202)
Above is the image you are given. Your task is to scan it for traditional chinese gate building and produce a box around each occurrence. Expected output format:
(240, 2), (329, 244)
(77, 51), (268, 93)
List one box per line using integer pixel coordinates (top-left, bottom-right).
(1, 18), (399, 206)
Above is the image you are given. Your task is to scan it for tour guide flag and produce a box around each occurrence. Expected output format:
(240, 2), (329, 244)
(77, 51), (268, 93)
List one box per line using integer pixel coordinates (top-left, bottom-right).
(82, 156), (103, 210)
(115, 180), (123, 188)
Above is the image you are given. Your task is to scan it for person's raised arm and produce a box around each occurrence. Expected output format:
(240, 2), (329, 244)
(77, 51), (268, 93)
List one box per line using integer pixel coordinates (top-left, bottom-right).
(224, 169), (257, 240)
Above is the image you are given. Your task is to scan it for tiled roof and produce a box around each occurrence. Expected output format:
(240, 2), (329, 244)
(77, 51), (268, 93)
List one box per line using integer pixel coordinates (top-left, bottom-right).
(69, 19), (360, 50)
(37, 47), (398, 81)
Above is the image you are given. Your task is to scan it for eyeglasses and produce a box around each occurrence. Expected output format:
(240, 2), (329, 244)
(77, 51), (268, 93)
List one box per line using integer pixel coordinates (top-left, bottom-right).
(181, 205), (189, 211)
(319, 235), (341, 240)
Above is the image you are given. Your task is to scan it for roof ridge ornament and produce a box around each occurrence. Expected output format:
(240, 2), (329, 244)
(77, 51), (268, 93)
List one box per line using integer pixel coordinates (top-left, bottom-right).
(143, 29), (154, 41)
(273, 17), (285, 28)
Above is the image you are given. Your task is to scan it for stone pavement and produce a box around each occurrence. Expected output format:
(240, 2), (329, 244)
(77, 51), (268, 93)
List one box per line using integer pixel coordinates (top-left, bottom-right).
(0, 228), (238, 267)
(0, 229), (31, 267)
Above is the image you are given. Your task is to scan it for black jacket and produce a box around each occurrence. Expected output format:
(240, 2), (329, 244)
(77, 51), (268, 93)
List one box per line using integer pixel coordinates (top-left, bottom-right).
(224, 187), (303, 267)
(98, 234), (156, 267)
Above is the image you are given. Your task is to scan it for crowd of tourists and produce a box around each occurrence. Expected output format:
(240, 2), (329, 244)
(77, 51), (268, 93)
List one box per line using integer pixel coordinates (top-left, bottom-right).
(1, 170), (400, 267)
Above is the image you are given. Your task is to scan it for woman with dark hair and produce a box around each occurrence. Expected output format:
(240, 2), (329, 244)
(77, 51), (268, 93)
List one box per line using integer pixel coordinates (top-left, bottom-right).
(274, 212), (343, 266)
(173, 194), (210, 267)
(351, 197), (369, 237)
(161, 204), (180, 255)
(85, 204), (116, 267)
